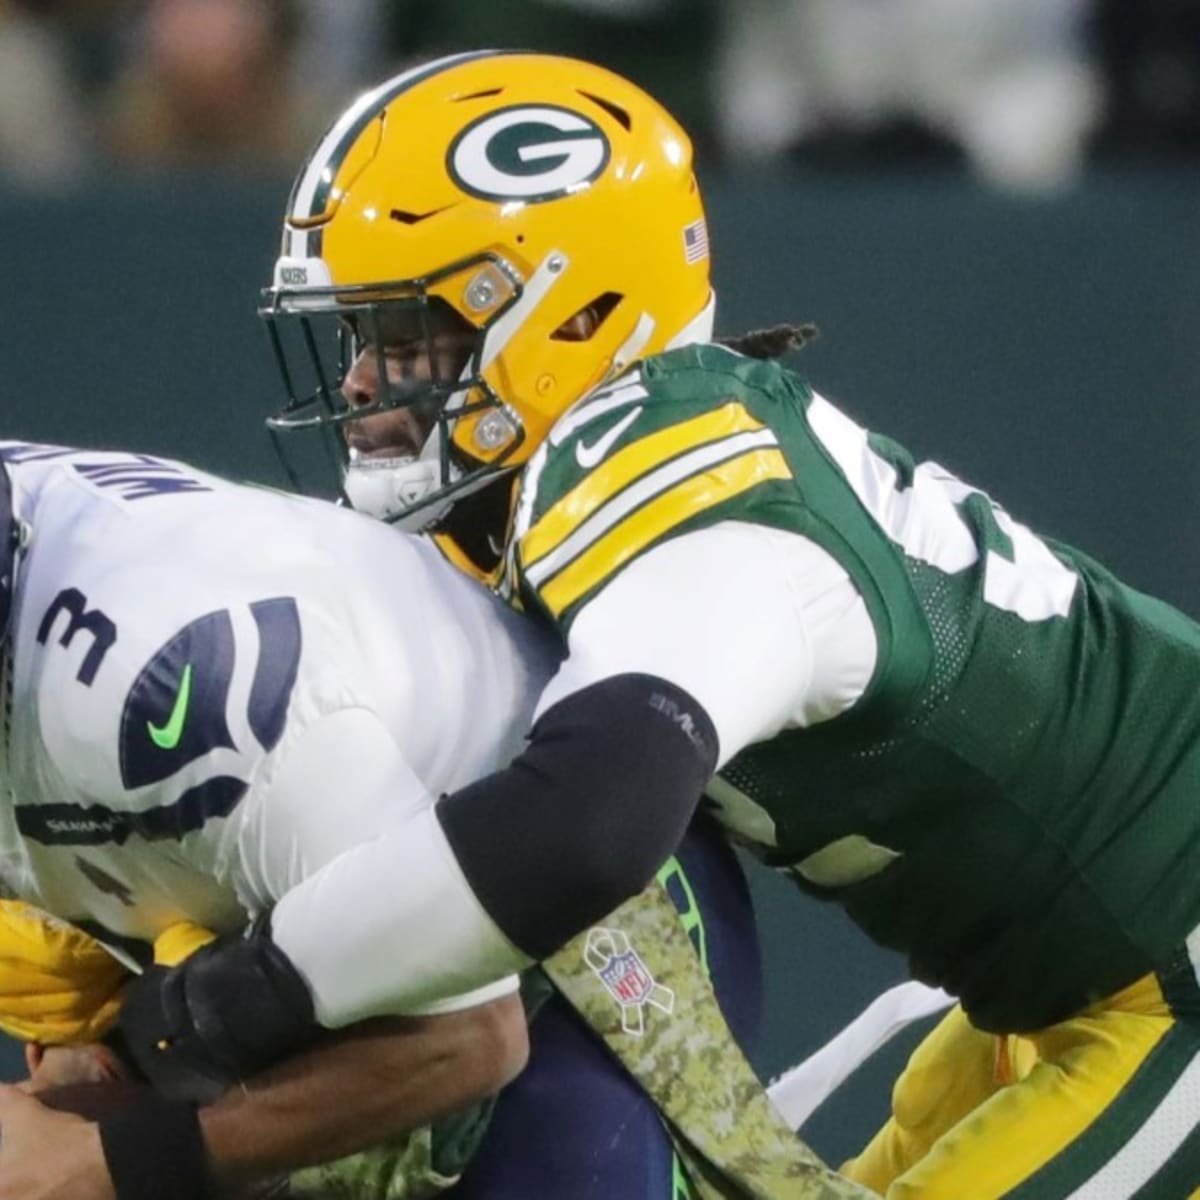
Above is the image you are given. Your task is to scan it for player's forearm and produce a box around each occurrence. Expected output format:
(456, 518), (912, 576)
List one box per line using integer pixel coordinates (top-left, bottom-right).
(199, 995), (527, 1186)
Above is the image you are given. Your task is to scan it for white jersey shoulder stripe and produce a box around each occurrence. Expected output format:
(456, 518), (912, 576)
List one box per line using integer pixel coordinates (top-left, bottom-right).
(549, 377), (648, 447)
(508, 375), (648, 555)
(522, 427), (777, 589)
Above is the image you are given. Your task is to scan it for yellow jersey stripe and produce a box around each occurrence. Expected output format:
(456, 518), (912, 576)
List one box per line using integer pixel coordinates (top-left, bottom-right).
(524, 427), (778, 589)
(521, 402), (766, 572)
(537, 446), (791, 617)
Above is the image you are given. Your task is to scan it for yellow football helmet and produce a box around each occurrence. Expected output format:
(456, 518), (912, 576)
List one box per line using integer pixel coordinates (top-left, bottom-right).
(261, 50), (714, 534)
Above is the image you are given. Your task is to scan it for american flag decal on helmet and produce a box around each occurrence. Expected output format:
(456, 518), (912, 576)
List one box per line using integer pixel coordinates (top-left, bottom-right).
(682, 218), (709, 264)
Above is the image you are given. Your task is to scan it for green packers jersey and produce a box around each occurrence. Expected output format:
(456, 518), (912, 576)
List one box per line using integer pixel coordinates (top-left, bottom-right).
(507, 344), (1200, 1033)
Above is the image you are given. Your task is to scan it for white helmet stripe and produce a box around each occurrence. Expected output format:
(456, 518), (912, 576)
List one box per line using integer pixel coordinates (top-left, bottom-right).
(608, 311), (656, 378)
(285, 49), (504, 260)
(478, 251), (569, 371)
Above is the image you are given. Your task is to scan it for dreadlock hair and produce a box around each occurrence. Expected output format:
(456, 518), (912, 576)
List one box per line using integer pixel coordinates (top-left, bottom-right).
(717, 323), (819, 360)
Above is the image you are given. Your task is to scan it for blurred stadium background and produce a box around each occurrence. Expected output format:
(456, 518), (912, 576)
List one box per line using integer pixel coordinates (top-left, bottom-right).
(1, 0), (1197, 1171)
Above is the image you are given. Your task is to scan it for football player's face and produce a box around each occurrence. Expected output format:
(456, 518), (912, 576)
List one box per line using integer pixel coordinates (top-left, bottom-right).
(340, 305), (475, 461)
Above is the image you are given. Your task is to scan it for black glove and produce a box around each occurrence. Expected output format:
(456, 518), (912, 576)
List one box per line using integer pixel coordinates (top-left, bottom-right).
(119, 918), (316, 1104)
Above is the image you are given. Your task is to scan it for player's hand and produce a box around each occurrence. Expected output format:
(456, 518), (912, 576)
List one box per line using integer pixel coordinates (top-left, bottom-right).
(0, 1085), (113, 1200)
(119, 920), (316, 1103)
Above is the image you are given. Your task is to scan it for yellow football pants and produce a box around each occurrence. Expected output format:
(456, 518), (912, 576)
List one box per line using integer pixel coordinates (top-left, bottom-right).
(843, 972), (1200, 1199)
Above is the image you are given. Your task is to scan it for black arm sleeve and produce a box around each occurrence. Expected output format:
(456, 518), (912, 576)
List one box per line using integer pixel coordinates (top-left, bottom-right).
(436, 673), (719, 959)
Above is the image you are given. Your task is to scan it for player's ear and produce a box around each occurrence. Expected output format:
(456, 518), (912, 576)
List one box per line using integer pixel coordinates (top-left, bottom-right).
(23, 1042), (43, 1076)
(551, 298), (613, 342)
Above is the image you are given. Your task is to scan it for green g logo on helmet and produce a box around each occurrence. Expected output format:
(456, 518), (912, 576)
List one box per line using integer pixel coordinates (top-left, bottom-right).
(448, 104), (610, 203)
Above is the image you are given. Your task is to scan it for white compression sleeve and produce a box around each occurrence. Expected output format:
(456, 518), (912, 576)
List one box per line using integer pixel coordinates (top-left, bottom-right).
(534, 522), (877, 768)
(270, 803), (529, 1026)
(236, 708), (522, 1023)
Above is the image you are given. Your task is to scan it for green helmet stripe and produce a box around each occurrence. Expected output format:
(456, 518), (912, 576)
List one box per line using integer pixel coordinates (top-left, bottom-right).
(286, 49), (507, 259)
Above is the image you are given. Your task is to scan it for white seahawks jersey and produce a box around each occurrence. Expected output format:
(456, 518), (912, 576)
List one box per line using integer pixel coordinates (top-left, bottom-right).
(0, 443), (554, 999)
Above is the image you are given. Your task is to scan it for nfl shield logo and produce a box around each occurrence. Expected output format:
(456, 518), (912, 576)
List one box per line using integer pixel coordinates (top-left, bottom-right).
(600, 949), (653, 1005)
(584, 926), (675, 1036)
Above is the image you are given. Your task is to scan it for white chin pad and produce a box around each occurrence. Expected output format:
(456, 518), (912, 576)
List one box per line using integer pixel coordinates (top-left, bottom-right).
(343, 457), (454, 530)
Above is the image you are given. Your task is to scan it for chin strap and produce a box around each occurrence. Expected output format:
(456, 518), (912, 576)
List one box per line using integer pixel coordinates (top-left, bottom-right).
(343, 456), (454, 527)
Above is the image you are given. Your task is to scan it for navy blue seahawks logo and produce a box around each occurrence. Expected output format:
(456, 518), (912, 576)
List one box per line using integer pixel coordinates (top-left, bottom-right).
(17, 598), (302, 848)
(119, 610), (237, 789)
(119, 597), (301, 789)
(447, 105), (610, 203)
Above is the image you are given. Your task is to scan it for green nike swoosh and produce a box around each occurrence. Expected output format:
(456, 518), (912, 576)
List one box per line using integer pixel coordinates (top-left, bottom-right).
(147, 663), (193, 750)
